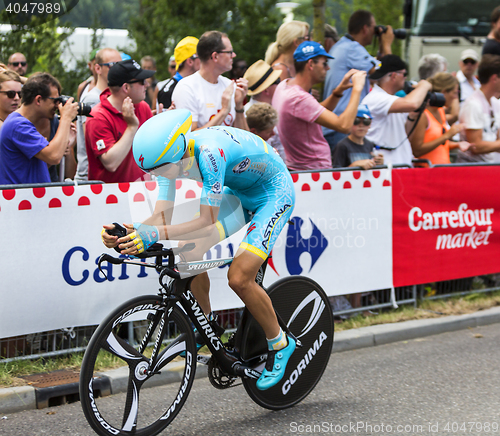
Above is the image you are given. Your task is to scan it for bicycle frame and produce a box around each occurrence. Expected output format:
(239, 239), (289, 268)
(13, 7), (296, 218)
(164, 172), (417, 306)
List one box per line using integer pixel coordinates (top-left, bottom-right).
(97, 247), (300, 381)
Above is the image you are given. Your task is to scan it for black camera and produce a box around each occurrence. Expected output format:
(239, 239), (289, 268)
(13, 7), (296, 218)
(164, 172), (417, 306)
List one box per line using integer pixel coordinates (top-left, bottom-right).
(403, 81), (445, 108)
(425, 91), (446, 107)
(59, 95), (93, 117)
(375, 25), (407, 40)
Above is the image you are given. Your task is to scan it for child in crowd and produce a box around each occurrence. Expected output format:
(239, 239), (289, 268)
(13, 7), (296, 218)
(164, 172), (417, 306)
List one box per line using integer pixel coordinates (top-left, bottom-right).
(332, 104), (384, 169)
(246, 102), (278, 142)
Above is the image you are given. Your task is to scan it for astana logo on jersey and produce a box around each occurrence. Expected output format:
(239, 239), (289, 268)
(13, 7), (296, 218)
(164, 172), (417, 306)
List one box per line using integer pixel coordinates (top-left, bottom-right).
(212, 182), (222, 194)
(233, 157), (251, 174)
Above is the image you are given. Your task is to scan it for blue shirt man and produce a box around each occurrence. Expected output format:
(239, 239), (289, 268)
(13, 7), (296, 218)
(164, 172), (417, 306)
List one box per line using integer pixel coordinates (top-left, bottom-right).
(0, 112), (51, 184)
(322, 10), (393, 152)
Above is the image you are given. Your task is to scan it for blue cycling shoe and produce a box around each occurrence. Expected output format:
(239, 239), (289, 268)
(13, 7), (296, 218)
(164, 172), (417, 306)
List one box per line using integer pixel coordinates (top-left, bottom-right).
(179, 329), (206, 357)
(256, 335), (296, 391)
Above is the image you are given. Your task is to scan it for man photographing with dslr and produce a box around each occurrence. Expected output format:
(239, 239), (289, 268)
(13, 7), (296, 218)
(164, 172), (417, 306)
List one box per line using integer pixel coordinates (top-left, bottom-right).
(0, 72), (79, 185)
(361, 54), (433, 166)
(323, 10), (396, 153)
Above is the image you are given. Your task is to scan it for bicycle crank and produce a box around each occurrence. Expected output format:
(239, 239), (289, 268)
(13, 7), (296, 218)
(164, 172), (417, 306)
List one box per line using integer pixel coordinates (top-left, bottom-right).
(207, 356), (239, 389)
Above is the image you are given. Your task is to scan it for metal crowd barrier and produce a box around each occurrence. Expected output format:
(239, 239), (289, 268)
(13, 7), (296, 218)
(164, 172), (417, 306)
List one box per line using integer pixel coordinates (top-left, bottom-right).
(3, 273), (498, 361)
(2, 164), (499, 361)
(0, 180), (104, 190)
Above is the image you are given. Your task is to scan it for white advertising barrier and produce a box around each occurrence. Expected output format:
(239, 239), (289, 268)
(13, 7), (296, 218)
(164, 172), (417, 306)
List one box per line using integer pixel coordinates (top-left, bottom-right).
(263, 169), (393, 295)
(0, 169), (393, 338)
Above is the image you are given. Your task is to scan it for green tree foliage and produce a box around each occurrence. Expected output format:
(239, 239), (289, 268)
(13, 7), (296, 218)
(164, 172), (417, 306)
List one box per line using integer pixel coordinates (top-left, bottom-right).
(129, 0), (283, 81)
(0, 13), (106, 98)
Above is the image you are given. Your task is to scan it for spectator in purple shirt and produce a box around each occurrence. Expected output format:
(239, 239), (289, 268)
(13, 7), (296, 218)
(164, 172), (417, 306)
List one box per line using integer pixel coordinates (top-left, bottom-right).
(0, 73), (78, 185)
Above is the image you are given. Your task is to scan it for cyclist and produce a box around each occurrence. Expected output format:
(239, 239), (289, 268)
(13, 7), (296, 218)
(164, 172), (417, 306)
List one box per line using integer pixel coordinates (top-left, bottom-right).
(101, 109), (296, 390)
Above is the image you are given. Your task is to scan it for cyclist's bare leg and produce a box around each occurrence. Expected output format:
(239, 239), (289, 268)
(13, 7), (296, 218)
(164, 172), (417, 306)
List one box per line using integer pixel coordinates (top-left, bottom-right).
(190, 272), (211, 314)
(227, 249), (279, 339)
(178, 228), (220, 315)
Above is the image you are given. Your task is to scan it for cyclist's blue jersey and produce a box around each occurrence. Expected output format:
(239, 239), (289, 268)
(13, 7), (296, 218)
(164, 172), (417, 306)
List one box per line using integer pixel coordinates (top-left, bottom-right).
(157, 126), (295, 260)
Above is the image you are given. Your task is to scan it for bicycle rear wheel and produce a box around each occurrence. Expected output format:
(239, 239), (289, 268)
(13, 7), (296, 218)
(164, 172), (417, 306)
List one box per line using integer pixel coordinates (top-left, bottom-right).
(80, 295), (196, 436)
(240, 276), (334, 410)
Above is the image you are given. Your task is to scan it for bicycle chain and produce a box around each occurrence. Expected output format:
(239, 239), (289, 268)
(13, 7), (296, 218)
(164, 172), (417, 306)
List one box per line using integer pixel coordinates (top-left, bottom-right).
(207, 356), (239, 389)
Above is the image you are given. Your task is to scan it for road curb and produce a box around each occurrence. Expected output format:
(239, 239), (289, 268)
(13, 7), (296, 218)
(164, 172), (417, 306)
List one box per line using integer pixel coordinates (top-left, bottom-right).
(332, 306), (500, 352)
(2, 306), (500, 415)
(0, 385), (37, 414)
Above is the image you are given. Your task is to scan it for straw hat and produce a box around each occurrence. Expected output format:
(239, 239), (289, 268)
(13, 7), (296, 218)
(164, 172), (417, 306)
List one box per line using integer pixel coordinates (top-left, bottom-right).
(244, 60), (282, 96)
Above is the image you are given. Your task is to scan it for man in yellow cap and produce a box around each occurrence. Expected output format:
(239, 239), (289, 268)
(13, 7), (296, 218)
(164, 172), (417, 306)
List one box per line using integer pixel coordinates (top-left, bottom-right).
(154, 36), (200, 110)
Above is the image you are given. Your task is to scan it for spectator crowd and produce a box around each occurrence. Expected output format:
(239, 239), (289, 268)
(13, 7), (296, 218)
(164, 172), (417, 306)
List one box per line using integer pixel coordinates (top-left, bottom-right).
(2, 5), (500, 185)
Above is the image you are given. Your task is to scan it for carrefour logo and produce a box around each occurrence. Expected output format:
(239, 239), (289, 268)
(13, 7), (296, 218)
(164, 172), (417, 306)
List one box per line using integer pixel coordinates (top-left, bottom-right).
(285, 216), (328, 275)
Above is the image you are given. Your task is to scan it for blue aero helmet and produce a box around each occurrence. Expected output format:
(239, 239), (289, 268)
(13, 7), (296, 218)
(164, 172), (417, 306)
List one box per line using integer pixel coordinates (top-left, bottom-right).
(357, 104), (372, 119)
(133, 109), (192, 172)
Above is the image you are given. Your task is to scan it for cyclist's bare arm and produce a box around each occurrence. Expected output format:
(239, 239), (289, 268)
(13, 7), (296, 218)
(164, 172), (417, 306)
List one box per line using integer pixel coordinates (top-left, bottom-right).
(116, 204), (220, 255)
(101, 199), (175, 249)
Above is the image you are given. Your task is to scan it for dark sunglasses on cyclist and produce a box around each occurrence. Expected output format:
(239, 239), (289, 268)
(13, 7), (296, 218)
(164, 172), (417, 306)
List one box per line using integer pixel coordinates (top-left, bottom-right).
(0, 90), (21, 99)
(9, 61), (27, 67)
(463, 59), (477, 65)
(353, 117), (372, 126)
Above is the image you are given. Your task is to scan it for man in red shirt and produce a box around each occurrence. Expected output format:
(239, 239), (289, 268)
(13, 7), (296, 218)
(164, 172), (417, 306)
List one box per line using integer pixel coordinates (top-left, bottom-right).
(85, 59), (154, 183)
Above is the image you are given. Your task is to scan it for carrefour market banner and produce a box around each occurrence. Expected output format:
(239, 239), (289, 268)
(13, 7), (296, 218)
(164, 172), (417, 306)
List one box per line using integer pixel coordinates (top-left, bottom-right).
(0, 169), (393, 338)
(392, 166), (500, 287)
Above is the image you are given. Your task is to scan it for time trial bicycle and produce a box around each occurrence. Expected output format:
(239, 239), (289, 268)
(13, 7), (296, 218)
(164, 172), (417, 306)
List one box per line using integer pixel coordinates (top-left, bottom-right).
(80, 224), (334, 436)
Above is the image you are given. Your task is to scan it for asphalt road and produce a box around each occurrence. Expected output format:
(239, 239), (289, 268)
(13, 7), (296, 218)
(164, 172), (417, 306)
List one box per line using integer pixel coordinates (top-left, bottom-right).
(2, 323), (499, 436)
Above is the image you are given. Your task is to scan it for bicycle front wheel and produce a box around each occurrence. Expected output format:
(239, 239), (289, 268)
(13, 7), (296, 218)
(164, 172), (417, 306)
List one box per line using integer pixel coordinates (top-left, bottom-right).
(80, 295), (197, 436)
(241, 276), (334, 410)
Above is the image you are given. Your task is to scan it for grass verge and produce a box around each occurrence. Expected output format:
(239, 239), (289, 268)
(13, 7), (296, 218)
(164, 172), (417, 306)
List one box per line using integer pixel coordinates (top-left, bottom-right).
(1, 291), (500, 388)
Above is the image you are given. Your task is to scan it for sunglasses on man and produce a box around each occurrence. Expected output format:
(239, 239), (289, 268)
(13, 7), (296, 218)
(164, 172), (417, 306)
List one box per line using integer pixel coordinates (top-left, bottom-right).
(463, 59), (477, 65)
(48, 96), (64, 104)
(98, 62), (118, 68)
(0, 90), (21, 99)
(353, 117), (372, 126)
(9, 61), (27, 67)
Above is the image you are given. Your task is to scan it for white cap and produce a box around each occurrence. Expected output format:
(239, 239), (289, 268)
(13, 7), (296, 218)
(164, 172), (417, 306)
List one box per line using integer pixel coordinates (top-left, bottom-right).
(460, 49), (479, 62)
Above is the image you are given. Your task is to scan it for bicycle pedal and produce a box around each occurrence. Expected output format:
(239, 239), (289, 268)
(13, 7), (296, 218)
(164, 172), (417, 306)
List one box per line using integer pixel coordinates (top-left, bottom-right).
(197, 355), (211, 365)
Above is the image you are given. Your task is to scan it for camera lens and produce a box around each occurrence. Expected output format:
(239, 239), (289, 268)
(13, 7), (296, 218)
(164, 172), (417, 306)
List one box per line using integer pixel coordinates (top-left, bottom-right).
(393, 29), (407, 39)
(58, 95), (92, 117)
(427, 92), (446, 107)
(78, 102), (93, 117)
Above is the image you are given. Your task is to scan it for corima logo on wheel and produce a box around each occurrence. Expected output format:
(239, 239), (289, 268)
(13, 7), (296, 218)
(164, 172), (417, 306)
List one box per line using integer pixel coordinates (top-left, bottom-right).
(282, 290), (328, 395)
(286, 290), (325, 338)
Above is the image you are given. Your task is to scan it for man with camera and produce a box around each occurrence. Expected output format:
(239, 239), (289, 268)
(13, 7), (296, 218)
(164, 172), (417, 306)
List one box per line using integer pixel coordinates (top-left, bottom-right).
(85, 59), (154, 183)
(322, 10), (397, 153)
(0, 72), (79, 185)
(361, 55), (433, 166)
